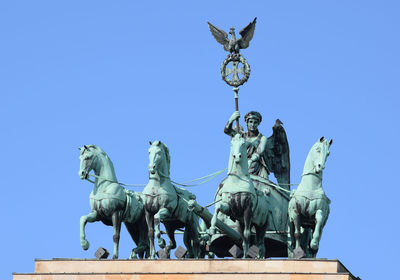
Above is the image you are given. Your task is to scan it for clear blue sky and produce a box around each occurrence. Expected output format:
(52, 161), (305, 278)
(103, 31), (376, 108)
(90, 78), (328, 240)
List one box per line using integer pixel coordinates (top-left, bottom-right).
(1, 1), (399, 279)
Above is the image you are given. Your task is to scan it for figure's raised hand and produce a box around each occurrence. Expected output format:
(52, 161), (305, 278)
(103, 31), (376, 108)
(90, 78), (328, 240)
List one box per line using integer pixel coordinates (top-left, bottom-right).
(229, 111), (240, 124)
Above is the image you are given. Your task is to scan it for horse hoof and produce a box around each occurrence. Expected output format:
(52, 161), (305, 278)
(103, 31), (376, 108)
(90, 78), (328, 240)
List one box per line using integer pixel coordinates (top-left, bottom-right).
(158, 238), (166, 248)
(129, 252), (138, 260)
(310, 239), (319, 251)
(81, 240), (90, 250)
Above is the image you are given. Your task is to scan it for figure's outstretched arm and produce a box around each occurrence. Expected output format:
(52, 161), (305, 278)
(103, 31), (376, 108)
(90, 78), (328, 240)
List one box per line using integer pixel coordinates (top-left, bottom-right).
(224, 111), (240, 136)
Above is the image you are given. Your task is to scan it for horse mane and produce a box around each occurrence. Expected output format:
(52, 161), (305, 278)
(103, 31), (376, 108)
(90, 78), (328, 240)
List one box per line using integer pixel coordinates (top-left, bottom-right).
(303, 142), (317, 175)
(164, 144), (171, 176)
(85, 144), (116, 172)
(86, 145), (107, 157)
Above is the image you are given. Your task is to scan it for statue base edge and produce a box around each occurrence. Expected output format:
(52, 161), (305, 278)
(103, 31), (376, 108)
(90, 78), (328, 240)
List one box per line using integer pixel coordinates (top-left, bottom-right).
(13, 258), (359, 280)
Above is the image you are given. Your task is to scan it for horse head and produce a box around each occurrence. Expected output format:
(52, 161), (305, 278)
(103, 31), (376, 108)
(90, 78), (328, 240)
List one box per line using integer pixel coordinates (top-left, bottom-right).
(79, 145), (98, 180)
(228, 134), (249, 175)
(311, 137), (333, 174)
(148, 140), (170, 178)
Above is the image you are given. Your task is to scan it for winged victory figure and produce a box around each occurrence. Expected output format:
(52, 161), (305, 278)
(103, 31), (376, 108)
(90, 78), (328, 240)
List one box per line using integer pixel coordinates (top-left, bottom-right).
(208, 17), (257, 54)
(224, 111), (290, 190)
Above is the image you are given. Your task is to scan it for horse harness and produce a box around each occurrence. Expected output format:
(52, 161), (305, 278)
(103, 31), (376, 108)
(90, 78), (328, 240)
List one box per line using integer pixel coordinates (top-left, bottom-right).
(142, 185), (181, 217)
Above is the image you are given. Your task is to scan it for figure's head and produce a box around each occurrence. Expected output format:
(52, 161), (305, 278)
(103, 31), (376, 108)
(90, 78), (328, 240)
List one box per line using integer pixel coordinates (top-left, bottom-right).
(244, 111), (262, 131)
(229, 27), (235, 36)
(79, 145), (98, 180)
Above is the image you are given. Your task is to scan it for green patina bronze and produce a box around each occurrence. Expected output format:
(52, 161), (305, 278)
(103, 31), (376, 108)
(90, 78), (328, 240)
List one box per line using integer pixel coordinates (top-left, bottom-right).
(206, 111), (291, 258)
(224, 111), (290, 185)
(142, 141), (201, 259)
(78, 145), (149, 259)
(75, 18), (334, 260)
(209, 133), (270, 258)
(206, 111), (290, 256)
(208, 18), (255, 87)
(288, 137), (332, 259)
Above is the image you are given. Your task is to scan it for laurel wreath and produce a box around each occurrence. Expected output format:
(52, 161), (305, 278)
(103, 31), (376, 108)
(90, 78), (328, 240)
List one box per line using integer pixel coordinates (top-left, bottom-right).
(220, 54), (251, 87)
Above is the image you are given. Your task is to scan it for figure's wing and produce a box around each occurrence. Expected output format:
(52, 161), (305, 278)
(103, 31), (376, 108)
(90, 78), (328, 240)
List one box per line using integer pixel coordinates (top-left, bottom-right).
(264, 119), (290, 189)
(207, 22), (229, 51)
(237, 17), (257, 49)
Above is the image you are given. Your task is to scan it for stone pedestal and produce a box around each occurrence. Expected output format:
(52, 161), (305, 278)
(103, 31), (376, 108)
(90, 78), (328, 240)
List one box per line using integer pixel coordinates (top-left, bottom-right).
(13, 259), (357, 280)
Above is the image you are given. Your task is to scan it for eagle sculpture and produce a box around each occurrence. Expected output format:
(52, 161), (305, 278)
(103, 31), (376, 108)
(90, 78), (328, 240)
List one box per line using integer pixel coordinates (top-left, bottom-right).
(207, 17), (257, 54)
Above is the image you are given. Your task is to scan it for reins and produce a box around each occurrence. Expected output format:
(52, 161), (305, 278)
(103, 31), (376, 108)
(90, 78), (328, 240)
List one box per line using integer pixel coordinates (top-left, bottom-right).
(83, 169), (313, 209)
(170, 168), (227, 187)
(86, 173), (146, 187)
(85, 168), (228, 188)
(86, 168), (298, 193)
(85, 170), (224, 209)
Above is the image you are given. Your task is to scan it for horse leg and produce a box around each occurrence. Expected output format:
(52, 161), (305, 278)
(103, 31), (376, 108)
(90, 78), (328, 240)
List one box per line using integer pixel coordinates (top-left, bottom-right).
(310, 209), (326, 253)
(255, 224), (267, 259)
(145, 211), (156, 259)
(191, 225), (201, 259)
(289, 198), (305, 258)
(111, 211), (123, 259)
(164, 223), (177, 258)
(210, 202), (229, 235)
(137, 214), (150, 259)
(292, 212), (304, 258)
(242, 200), (252, 259)
(141, 218), (151, 259)
(125, 221), (148, 259)
(183, 228), (196, 258)
(209, 204), (220, 235)
(303, 228), (313, 257)
(288, 218), (296, 256)
(187, 215), (200, 259)
(80, 211), (99, 250)
(154, 208), (170, 248)
(124, 222), (139, 259)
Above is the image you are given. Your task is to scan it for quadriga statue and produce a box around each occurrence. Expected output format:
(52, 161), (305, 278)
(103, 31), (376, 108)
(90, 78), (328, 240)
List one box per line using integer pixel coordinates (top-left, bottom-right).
(78, 145), (149, 259)
(288, 137), (332, 258)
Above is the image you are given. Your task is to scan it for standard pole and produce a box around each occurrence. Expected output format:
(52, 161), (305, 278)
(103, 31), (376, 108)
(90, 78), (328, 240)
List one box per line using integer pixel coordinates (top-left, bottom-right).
(233, 87), (240, 132)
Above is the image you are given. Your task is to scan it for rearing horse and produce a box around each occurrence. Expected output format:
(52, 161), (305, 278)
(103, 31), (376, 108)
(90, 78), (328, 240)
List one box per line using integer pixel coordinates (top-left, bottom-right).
(288, 137), (332, 258)
(142, 140), (200, 259)
(210, 134), (270, 258)
(78, 145), (149, 259)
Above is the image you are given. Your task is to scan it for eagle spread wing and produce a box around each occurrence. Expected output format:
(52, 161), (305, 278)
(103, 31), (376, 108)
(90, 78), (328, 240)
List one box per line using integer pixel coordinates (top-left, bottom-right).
(264, 119), (290, 190)
(238, 17), (257, 50)
(207, 22), (229, 52)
